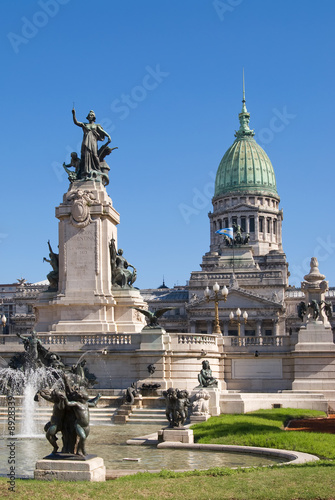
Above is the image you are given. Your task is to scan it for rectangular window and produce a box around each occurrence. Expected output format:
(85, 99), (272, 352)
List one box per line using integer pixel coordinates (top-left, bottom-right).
(241, 217), (246, 232)
(267, 218), (271, 233)
(249, 216), (255, 233)
(232, 217), (237, 226)
(265, 329), (272, 336)
(273, 219), (277, 234)
(245, 330), (255, 336)
(224, 218), (228, 228)
(228, 329), (238, 336)
(259, 217), (264, 232)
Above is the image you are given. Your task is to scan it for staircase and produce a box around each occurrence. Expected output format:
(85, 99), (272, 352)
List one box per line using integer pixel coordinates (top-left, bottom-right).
(127, 407), (166, 424)
(0, 399), (119, 430)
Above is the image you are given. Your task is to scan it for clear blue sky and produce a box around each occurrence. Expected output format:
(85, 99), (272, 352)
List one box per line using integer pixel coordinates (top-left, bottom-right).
(1, 0), (334, 289)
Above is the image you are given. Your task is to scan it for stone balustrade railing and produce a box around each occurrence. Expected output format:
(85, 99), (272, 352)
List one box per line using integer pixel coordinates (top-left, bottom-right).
(80, 334), (133, 346)
(228, 336), (289, 348)
(177, 334), (217, 345)
(0, 333), (292, 352)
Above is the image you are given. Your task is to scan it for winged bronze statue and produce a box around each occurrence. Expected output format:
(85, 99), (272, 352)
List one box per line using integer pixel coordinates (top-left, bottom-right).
(133, 307), (175, 327)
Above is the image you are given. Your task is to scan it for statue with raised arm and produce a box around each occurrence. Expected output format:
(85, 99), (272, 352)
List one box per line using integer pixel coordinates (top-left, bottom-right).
(43, 240), (59, 291)
(109, 238), (137, 287)
(68, 108), (116, 186)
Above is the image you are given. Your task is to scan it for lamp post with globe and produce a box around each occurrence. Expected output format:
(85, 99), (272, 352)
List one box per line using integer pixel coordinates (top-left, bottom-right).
(204, 282), (228, 335)
(229, 308), (248, 345)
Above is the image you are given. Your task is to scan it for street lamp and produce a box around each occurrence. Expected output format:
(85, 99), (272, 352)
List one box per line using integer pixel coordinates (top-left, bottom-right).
(204, 282), (228, 335)
(229, 308), (248, 344)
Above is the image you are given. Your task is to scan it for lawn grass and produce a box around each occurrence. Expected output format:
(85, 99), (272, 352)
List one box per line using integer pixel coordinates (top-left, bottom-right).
(192, 408), (335, 459)
(1, 408), (334, 500)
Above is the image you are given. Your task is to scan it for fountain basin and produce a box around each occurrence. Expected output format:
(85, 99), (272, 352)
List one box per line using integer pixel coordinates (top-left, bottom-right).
(0, 423), (318, 479)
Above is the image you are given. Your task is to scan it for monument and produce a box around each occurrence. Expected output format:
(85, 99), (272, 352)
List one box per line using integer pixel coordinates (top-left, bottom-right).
(292, 257), (335, 396)
(34, 108), (146, 341)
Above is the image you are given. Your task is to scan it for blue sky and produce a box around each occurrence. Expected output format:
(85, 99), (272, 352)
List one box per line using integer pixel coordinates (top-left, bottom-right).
(1, 0), (334, 289)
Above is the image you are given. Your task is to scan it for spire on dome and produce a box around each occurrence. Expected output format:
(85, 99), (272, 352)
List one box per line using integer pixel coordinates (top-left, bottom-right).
(235, 69), (255, 138)
(241, 68), (247, 113)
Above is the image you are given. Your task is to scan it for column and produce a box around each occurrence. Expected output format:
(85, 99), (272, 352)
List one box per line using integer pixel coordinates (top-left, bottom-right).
(256, 320), (262, 336)
(254, 216), (259, 241)
(223, 320), (229, 336)
(207, 320), (213, 334)
(245, 216), (249, 233)
(190, 321), (196, 333)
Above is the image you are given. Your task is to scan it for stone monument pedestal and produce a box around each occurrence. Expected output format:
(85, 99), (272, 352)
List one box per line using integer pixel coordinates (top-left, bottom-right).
(158, 428), (194, 444)
(113, 288), (147, 333)
(191, 387), (220, 416)
(294, 321), (335, 352)
(34, 455), (106, 481)
(34, 179), (146, 336)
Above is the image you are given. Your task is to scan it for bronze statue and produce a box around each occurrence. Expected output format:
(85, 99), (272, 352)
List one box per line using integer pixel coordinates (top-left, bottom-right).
(321, 300), (332, 321)
(233, 223), (244, 244)
(109, 238), (136, 287)
(36, 371), (101, 456)
(43, 240), (59, 291)
(63, 387), (101, 457)
(16, 331), (47, 369)
(125, 382), (138, 405)
(63, 152), (81, 182)
(197, 360), (218, 388)
(308, 300), (320, 320)
(163, 388), (191, 427)
(35, 388), (67, 453)
(72, 108), (111, 176)
(297, 301), (307, 321)
(134, 307), (174, 328)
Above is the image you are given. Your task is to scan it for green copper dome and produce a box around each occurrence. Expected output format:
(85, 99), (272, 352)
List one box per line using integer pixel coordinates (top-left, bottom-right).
(214, 91), (278, 198)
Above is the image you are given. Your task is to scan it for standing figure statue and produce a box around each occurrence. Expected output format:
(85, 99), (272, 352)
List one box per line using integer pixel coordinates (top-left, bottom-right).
(35, 388), (67, 454)
(72, 108), (111, 178)
(63, 387), (101, 457)
(197, 360), (218, 388)
(297, 301), (307, 321)
(109, 238), (137, 287)
(43, 240), (59, 291)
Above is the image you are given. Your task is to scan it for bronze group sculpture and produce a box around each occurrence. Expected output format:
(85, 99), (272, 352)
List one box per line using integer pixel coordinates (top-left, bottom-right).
(62, 108), (117, 186)
(297, 300), (332, 322)
(163, 387), (191, 427)
(36, 372), (101, 457)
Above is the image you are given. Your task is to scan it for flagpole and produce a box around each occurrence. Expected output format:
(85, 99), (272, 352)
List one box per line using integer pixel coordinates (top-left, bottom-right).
(232, 234), (235, 276)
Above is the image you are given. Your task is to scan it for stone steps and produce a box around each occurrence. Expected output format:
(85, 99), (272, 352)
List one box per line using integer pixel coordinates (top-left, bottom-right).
(128, 408), (166, 424)
(0, 406), (118, 423)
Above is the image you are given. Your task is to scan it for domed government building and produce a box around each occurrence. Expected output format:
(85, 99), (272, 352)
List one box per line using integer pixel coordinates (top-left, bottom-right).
(2, 87), (335, 413)
(140, 87), (335, 410)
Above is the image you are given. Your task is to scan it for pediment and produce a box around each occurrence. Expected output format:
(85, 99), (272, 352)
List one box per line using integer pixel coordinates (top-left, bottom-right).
(188, 287), (282, 311)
